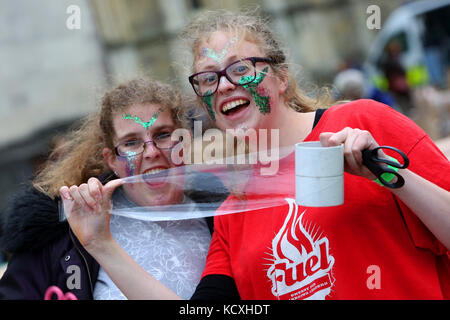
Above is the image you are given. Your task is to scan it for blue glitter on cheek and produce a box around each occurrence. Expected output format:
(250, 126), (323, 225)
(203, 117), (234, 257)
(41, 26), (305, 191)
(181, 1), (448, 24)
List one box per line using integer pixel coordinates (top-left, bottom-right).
(118, 151), (138, 177)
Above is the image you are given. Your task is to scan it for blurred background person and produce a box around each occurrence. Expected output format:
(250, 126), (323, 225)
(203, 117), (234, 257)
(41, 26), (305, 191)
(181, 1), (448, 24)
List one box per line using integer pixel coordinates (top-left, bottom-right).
(379, 39), (412, 113)
(333, 68), (401, 112)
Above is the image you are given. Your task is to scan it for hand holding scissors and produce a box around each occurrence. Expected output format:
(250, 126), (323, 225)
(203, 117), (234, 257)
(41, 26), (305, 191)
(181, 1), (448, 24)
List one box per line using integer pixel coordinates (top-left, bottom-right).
(319, 128), (409, 188)
(362, 146), (409, 188)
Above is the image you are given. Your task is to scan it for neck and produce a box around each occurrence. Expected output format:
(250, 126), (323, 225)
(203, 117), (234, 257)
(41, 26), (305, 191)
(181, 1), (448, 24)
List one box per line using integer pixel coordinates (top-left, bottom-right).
(283, 109), (313, 146)
(257, 104), (315, 151)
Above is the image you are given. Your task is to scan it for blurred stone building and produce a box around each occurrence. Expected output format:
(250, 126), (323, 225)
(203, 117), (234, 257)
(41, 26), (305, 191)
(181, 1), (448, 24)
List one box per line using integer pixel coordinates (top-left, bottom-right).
(0, 0), (405, 213)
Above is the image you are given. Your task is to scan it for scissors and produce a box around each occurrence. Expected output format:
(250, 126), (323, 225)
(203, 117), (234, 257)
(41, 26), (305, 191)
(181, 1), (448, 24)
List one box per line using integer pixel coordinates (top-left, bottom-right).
(361, 146), (409, 189)
(44, 286), (78, 300)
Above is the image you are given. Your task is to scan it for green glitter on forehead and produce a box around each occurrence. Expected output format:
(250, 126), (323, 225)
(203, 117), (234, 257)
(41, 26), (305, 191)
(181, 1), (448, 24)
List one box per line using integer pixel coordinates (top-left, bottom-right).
(201, 37), (237, 63)
(239, 67), (271, 114)
(202, 90), (215, 121)
(122, 111), (158, 130)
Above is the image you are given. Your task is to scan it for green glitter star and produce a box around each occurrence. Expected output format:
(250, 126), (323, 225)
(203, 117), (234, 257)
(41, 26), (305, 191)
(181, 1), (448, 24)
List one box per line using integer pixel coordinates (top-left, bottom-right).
(200, 37), (237, 63)
(202, 90), (215, 121)
(122, 112), (158, 130)
(239, 67), (271, 114)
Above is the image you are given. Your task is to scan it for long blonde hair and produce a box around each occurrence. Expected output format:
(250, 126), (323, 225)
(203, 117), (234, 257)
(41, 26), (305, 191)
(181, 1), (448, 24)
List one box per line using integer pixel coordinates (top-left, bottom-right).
(180, 9), (333, 113)
(33, 78), (183, 198)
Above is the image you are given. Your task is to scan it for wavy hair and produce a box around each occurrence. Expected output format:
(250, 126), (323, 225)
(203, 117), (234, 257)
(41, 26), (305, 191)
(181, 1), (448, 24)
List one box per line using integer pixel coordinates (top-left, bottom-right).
(33, 78), (184, 198)
(180, 9), (333, 113)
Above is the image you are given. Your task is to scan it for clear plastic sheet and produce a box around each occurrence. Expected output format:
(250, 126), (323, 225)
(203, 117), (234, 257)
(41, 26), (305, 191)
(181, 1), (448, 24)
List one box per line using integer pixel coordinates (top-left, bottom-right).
(59, 145), (297, 222)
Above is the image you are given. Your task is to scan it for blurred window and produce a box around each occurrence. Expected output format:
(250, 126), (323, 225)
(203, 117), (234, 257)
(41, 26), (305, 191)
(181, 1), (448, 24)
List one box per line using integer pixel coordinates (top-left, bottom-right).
(420, 5), (450, 48)
(420, 4), (450, 87)
(188, 0), (202, 9)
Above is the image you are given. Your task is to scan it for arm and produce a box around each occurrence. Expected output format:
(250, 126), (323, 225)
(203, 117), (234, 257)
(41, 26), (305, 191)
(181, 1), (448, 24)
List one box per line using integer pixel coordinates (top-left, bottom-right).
(390, 169), (450, 250)
(87, 236), (180, 300)
(191, 274), (240, 300)
(320, 128), (450, 250)
(60, 178), (181, 300)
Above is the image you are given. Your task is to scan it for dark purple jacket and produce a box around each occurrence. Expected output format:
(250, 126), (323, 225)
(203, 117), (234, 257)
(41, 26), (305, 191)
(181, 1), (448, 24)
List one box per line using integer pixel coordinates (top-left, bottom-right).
(0, 186), (99, 300)
(0, 172), (224, 300)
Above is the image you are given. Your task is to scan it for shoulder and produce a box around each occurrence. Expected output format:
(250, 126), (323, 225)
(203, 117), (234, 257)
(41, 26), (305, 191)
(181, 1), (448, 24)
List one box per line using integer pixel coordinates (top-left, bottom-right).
(324, 99), (418, 128)
(311, 99), (435, 160)
(185, 171), (229, 204)
(319, 99), (427, 145)
(0, 174), (114, 254)
(0, 185), (67, 253)
(325, 99), (401, 120)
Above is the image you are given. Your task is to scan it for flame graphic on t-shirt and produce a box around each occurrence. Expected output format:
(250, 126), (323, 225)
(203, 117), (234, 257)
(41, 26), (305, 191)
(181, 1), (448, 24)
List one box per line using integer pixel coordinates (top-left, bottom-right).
(274, 202), (314, 264)
(267, 198), (335, 300)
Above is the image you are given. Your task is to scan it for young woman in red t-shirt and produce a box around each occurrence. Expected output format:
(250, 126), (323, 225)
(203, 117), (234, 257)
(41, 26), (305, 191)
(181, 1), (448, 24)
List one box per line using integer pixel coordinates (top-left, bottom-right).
(63, 10), (450, 299)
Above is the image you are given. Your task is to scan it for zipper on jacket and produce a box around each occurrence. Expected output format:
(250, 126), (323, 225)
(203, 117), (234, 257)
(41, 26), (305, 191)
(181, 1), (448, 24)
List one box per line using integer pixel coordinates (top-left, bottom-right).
(69, 228), (95, 298)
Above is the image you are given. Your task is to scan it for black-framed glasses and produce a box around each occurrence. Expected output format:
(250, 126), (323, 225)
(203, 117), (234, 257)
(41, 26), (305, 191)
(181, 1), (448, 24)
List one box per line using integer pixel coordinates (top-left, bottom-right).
(188, 57), (273, 97)
(114, 133), (179, 157)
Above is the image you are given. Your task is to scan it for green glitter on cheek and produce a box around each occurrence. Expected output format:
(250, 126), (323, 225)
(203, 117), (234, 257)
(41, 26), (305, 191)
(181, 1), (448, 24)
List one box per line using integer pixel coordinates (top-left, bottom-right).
(122, 112), (158, 129)
(201, 90), (215, 121)
(239, 67), (271, 114)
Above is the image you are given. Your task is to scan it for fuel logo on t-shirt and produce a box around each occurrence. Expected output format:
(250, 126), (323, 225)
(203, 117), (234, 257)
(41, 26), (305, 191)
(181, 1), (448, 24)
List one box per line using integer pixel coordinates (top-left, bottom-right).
(266, 198), (335, 300)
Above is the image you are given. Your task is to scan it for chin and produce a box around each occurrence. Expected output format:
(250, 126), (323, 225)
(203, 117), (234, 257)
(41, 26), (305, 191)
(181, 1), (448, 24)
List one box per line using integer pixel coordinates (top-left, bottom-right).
(147, 185), (184, 206)
(148, 191), (184, 207)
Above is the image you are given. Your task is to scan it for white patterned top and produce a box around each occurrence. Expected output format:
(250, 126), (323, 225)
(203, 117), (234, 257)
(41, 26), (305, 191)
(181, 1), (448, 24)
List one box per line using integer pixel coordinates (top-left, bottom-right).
(93, 196), (211, 300)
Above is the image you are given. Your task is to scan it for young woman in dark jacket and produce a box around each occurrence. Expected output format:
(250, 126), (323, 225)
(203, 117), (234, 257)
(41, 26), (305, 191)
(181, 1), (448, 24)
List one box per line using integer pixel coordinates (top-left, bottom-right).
(0, 78), (225, 300)
(0, 178), (221, 300)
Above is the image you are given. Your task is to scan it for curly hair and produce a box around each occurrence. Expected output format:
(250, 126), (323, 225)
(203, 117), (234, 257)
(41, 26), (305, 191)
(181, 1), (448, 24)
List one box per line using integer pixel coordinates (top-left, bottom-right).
(179, 9), (333, 113)
(33, 78), (184, 198)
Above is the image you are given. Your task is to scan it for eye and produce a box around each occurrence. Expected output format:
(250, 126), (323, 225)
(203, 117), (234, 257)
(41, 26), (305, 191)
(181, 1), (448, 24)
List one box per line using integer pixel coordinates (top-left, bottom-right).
(123, 140), (141, 148)
(198, 72), (218, 85)
(230, 63), (250, 75)
(154, 131), (171, 141)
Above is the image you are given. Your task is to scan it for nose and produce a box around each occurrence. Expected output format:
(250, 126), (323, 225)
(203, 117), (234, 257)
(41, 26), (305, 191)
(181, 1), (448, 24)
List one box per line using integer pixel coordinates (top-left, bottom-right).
(142, 140), (161, 159)
(216, 75), (236, 95)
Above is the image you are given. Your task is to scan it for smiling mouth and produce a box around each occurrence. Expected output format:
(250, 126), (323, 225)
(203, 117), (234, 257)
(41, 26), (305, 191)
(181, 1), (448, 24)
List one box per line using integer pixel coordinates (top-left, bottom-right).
(221, 99), (250, 116)
(142, 168), (169, 185)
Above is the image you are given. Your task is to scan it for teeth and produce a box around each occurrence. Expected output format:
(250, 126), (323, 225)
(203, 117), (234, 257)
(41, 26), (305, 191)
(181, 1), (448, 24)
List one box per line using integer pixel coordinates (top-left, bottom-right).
(222, 99), (247, 113)
(144, 168), (165, 175)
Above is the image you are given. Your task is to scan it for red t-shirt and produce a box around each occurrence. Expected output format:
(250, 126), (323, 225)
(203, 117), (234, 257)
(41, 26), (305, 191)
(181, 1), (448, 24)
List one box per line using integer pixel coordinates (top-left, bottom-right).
(202, 100), (450, 300)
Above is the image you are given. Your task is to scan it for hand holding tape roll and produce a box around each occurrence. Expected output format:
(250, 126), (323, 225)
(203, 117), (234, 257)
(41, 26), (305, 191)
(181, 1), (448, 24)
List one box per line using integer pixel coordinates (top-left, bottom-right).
(295, 141), (344, 207)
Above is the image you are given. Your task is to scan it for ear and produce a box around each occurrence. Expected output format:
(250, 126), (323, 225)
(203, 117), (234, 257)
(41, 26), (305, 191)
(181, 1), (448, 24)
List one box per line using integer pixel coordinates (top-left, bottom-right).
(103, 148), (118, 172)
(278, 73), (288, 95)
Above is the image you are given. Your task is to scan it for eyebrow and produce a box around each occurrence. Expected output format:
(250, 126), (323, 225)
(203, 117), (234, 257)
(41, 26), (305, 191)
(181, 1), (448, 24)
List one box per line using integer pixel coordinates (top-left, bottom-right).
(115, 124), (176, 142)
(197, 54), (240, 72)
